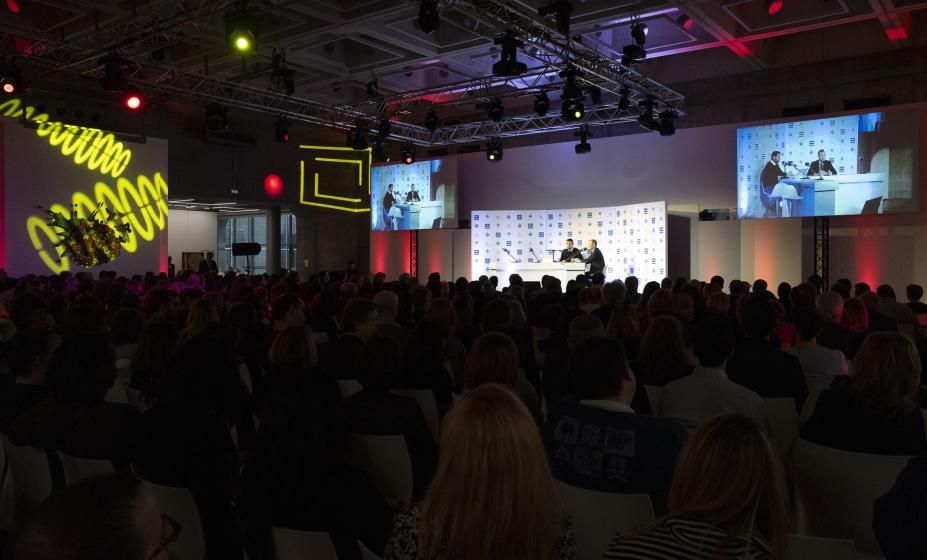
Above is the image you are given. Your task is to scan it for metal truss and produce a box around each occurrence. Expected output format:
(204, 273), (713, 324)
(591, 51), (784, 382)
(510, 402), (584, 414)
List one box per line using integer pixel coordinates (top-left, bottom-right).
(409, 230), (418, 278)
(813, 216), (830, 289)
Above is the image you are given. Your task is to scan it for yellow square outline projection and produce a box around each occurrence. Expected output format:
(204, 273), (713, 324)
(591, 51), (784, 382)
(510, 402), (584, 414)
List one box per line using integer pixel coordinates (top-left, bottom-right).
(298, 145), (371, 213)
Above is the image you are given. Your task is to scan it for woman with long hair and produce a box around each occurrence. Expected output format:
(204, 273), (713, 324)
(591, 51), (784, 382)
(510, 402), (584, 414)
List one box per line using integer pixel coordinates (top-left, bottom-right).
(384, 384), (575, 560)
(179, 298), (219, 343)
(605, 414), (789, 560)
(634, 315), (693, 386)
(840, 297), (871, 359)
(606, 305), (643, 361)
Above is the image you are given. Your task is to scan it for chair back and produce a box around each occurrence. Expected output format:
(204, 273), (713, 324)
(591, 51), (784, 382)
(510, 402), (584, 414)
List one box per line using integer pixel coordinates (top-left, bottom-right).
(347, 434), (413, 506)
(763, 397), (799, 463)
(124, 381), (149, 412)
(793, 438), (911, 555)
(58, 452), (113, 486)
(644, 385), (662, 414)
(104, 382), (129, 404)
(0, 436), (13, 529)
(391, 388), (440, 442)
(555, 481), (655, 560)
(786, 534), (856, 560)
(337, 379), (363, 399)
(144, 480), (206, 560)
(358, 540), (382, 560)
(272, 527), (338, 560)
(1, 434), (53, 510)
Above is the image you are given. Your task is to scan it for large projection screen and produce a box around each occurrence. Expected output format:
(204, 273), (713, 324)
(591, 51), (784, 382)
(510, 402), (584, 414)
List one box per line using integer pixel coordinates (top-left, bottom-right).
(371, 158), (458, 231)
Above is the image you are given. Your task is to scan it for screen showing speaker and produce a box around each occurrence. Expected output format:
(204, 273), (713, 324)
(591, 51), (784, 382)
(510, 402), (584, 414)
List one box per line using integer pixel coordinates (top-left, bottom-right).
(737, 108), (917, 219)
(371, 158), (458, 231)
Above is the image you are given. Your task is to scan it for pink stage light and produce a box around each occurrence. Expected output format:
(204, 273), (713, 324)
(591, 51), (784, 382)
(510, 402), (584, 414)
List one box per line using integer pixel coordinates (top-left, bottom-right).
(264, 174), (284, 198)
(6, 0), (20, 14)
(767, 0), (783, 16)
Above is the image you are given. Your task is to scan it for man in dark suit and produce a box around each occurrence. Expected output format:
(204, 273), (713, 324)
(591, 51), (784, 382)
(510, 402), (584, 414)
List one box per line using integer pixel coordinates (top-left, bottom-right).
(320, 299), (379, 379)
(198, 252), (218, 275)
(382, 184), (396, 230)
(761, 151), (789, 191)
(405, 184), (421, 203)
(807, 149), (838, 176)
(582, 239), (605, 276)
(559, 238), (581, 262)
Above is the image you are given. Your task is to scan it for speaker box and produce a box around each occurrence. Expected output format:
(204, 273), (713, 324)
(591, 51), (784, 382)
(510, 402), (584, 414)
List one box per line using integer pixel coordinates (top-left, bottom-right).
(232, 242), (262, 256)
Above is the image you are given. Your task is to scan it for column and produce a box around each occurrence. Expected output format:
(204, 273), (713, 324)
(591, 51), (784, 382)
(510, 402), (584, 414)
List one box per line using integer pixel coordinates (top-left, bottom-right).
(266, 205), (281, 273)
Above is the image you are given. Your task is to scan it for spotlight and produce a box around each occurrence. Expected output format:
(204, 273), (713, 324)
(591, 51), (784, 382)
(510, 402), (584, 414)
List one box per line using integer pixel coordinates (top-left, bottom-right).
(618, 86), (631, 111)
(658, 109), (677, 136)
(560, 67), (584, 121)
(122, 89), (143, 110)
(486, 138), (503, 162)
(574, 125), (592, 155)
(100, 60), (127, 92)
(0, 63), (20, 94)
(492, 33), (527, 77)
(418, 0), (440, 35)
(205, 103), (229, 133)
(348, 127), (369, 150)
(487, 99), (504, 122)
(637, 99), (658, 132)
(401, 144), (416, 165)
(366, 80), (383, 100)
(585, 85), (602, 105)
(274, 117), (290, 143)
(767, 0), (784, 15)
(226, 10), (259, 53)
(424, 108), (440, 132)
(378, 114), (392, 138)
(538, 0), (573, 36)
(372, 140), (389, 162)
(562, 98), (584, 121)
(631, 22), (648, 46)
(534, 91), (550, 116)
(620, 44), (646, 66)
(677, 15), (694, 31)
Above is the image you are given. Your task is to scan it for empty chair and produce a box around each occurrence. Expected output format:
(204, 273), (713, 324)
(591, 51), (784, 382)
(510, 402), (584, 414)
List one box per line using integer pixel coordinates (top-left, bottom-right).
(272, 527), (339, 560)
(337, 379), (363, 399)
(358, 540), (382, 560)
(793, 438), (911, 556)
(58, 451), (113, 486)
(644, 385), (662, 413)
(555, 481), (655, 560)
(346, 434), (413, 506)
(104, 381), (129, 404)
(764, 397), (799, 463)
(786, 534), (857, 560)
(1, 434), (53, 511)
(144, 480), (206, 560)
(391, 388), (440, 442)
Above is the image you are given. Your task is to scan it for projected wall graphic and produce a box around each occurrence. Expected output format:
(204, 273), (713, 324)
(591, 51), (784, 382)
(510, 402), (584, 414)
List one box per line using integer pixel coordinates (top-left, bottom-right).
(1, 98), (169, 275)
(299, 145), (371, 213)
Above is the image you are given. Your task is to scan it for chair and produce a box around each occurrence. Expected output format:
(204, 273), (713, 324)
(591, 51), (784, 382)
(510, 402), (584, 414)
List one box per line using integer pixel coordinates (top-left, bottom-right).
(0, 435), (13, 529)
(124, 381), (148, 412)
(239, 362), (253, 395)
(555, 481), (655, 560)
(644, 385), (662, 414)
(347, 434), (413, 506)
(358, 540), (382, 560)
(272, 527), (338, 560)
(786, 534), (857, 560)
(144, 480), (206, 560)
(337, 379), (363, 399)
(793, 438), (911, 556)
(104, 381), (129, 404)
(391, 388), (440, 442)
(2, 434), (53, 511)
(763, 397), (799, 463)
(58, 452), (113, 486)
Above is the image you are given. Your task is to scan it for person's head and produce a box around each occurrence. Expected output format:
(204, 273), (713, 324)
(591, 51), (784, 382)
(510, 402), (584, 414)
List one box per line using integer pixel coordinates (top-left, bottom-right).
(180, 299), (219, 341)
(340, 298), (378, 340)
(568, 313), (605, 350)
(565, 238), (574, 250)
(906, 284), (924, 303)
(7, 329), (61, 384)
(840, 298), (869, 333)
(777, 282), (792, 302)
(646, 289), (673, 318)
(808, 274), (823, 294)
(660, 277), (673, 291)
(110, 308), (144, 347)
(357, 335), (404, 391)
(481, 298), (513, 332)
(666, 414), (788, 556)
(860, 290), (881, 312)
(705, 292), (730, 317)
(855, 282), (871, 298)
(269, 325), (318, 370)
(771, 150), (781, 163)
(411, 184), (417, 191)
(586, 238), (597, 250)
(466, 332), (519, 389)
(793, 307), (823, 342)
(372, 289), (399, 321)
(790, 282), (817, 311)
(47, 334), (116, 404)
(420, 384), (561, 560)
(387, 183), (394, 192)
(606, 305), (642, 342)
(602, 280), (626, 306)
(271, 293), (305, 328)
(9, 292), (48, 331)
(142, 287), (177, 321)
(11, 473), (172, 560)
(625, 276), (639, 293)
(639, 315), (688, 379)
(206, 251), (214, 260)
(741, 297), (776, 339)
(570, 336), (635, 403)
(851, 332), (921, 415)
(578, 287), (602, 307)
(817, 149), (827, 162)
(60, 304), (105, 339)
(710, 275), (724, 289)
(815, 291), (844, 323)
(876, 284), (897, 301)
(167, 256), (172, 263)
(753, 279), (768, 294)
(670, 292), (695, 323)
(426, 298), (458, 338)
(693, 317), (735, 368)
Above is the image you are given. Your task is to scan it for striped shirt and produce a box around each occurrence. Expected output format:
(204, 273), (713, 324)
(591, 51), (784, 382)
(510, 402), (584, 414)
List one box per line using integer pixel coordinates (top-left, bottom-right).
(603, 518), (775, 560)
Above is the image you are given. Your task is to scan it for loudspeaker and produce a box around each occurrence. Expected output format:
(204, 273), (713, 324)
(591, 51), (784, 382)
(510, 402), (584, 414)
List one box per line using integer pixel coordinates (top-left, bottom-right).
(232, 242), (262, 256)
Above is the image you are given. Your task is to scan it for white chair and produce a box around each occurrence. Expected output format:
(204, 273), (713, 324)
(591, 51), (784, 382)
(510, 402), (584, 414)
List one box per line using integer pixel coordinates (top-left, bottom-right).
(58, 451), (113, 486)
(644, 385), (662, 414)
(104, 381), (129, 404)
(0, 436), (13, 529)
(2, 434), (53, 511)
(793, 438), (911, 556)
(239, 362), (253, 395)
(763, 397), (799, 463)
(124, 381), (148, 412)
(555, 481), (655, 560)
(272, 527), (339, 560)
(337, 379), (363, 399)
(347, 434), (413, 506)
(786, 534), (857, 560)
(144, 480), (206, 560)
(358, 540), (382, 560)
(391, 388), (440, 442)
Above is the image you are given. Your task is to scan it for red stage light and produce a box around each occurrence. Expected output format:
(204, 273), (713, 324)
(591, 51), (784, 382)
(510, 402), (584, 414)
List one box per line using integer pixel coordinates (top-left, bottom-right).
(123, 90), (143, 110)
(403, 155), (414, 164)
(264, 174), (284, 198)
(767, 0), (783, 15)
(677, 15), (693, 31)
(6, 0), (20, 14)
(2, 82), (14, 94)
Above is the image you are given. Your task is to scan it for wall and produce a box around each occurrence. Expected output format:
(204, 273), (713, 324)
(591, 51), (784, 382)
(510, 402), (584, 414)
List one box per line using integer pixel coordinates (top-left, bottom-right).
(166, 209), (217, 270)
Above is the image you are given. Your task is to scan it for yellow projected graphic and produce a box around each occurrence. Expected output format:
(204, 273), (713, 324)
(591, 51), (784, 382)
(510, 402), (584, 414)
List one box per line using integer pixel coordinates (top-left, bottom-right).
(299, 145), (371, 213)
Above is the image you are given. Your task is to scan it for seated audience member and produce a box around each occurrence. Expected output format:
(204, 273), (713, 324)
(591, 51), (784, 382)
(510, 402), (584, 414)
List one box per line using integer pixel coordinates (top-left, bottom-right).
(577, 287), (603, 314)
(400, 321), (455, 411)
(133, 331), (245, 559)
(727, 297), (807, 411)
(704, 292), (730, 317)
(0, 329), (60, 432)
(625, 276), (641, 305)
(840, 297), (871, 360)
(604, 414), (788, 560)
(544, 336), (687, 514)
(816, 290), (851, 356)
(142, 287), (178, 322)
(646, 289), (673, 319)
(855, 282), (872, 298)
(906, 284), (927, 315)
(110, 307), (144, 367)
(373, 290), (405, 344)
(129, 321), (179, 405)
(10, 473), (172, 560)
(343, 335), (437, 497)
(177, 298), (220, 343)
(633, 315), (693, 387)
(8, 291), (50, 333)
(320, 298), (378, 379)
(873, 450), (927, 560)
(593, 281), (626, 326)
(801, 332), (926, 455)
(466, 332), (540, 421)
(660, 318), (766, 431)
(860, 290), (898, 333)
(877, 284), (917, 326)
(790, 282), (818, 313)
(262, 325), (318, 419)
(60, 303), (105, 339)
(9, 334), (140, 466)
(243, 370), (393, 560)
(606, 304), (642, 361)
(786, 308), (848, 379)
(270, 293), (306, 332)
(384, 385), (575, 560)
(542, 314), (605, 408)
(425, 298), (467, 391)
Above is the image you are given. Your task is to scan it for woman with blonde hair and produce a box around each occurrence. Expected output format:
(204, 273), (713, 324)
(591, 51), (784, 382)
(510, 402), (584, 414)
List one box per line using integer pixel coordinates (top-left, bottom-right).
(705, 291), (730, 317)
(384, 384), (575, 560)
(268, 325), (318, 370)
(605, 414), (789, 560)
(178, 298), (219, 343)
(801, 331), (925, 455)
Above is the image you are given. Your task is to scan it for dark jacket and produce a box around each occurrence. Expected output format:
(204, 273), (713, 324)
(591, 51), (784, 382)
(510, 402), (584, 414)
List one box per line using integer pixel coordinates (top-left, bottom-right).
(807, 159), (837, 176)
(0, 381), (49, 433)
(559, 247), (582, 262)
(760, 161), (787, 190)
(584, 248), (606, 275)
(818, 322), (852, 357)
(873, 452), (927, 560)
(727, 337), (807, 411)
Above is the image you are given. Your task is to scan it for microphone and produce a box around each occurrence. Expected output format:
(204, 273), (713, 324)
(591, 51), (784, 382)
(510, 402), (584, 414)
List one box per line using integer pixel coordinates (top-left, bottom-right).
(502, 248), (519, 263)
(529, 248), (540, 262)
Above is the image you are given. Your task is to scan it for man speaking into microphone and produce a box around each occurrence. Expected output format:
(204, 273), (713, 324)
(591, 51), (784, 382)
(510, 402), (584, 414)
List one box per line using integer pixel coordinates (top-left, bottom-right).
(559, 238), (582, 262)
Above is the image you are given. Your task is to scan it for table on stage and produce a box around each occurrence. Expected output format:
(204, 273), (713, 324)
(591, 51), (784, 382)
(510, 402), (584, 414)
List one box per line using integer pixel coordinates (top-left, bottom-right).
(489, 262), (588, 288)
(781, 172), (886, 216)
(394, 201), (444, 230)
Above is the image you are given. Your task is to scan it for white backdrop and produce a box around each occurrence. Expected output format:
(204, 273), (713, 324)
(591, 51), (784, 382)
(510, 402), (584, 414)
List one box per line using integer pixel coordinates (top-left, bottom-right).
(471, 201), (667, 285)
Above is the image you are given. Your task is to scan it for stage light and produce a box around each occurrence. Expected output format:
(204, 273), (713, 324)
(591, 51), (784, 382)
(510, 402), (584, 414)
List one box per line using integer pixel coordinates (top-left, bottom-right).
(560, 67), (584, 121)
(658, 109), (677, 136)
(637, 99), (658, 132)
(401, 144), (416, 165)
(487, 99), (504, 122)
(631, 22), (648, 46)
(226, 10), (259, 53)
(1, 81), (15, 94)
(264, 174), (284, 198)
(378, 114), (392, 138)
(123, 89), (143, 110)
(585, 85), (601, 105)
(205, 103), (229, 133)
(618, 86), (631, 111)
(418, 0), (440, 35)
(562, 98), (584, 121)
(538, 0), (573, 36)
(534, 91), (550, 116)
(486, 138), (503, 162)
(274, 117), (290, 143)
(767, 0), (784, 15)
(574, 125), (592, 155)
(100, 60), (128, 92)
(492, 33), (527, 77)
(372, 140), (389, 162)
(677, 15), (694, 30)
(347, 127), (369, 150)
(424, 108), (440, 132)
(621, 44), (646, 66)
(6, 1), (20, 14)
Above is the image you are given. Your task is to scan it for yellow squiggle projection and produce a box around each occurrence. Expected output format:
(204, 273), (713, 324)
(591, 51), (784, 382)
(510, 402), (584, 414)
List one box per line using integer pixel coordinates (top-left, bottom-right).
(0, 98), (132, 178)
(26, 173), (169, 274)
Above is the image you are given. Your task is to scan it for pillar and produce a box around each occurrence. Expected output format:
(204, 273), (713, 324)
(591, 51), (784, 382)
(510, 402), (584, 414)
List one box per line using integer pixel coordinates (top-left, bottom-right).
(266, 205), (281, 273)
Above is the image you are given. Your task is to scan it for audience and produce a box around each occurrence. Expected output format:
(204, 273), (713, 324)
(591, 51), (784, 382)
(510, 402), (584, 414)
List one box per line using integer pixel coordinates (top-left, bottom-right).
(0, 329), (60, 431)
(906, 284), (927, 315)
(633, 315), (693, 387)
(815, 290), (851, 356)
(786, 307), (847, 380)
